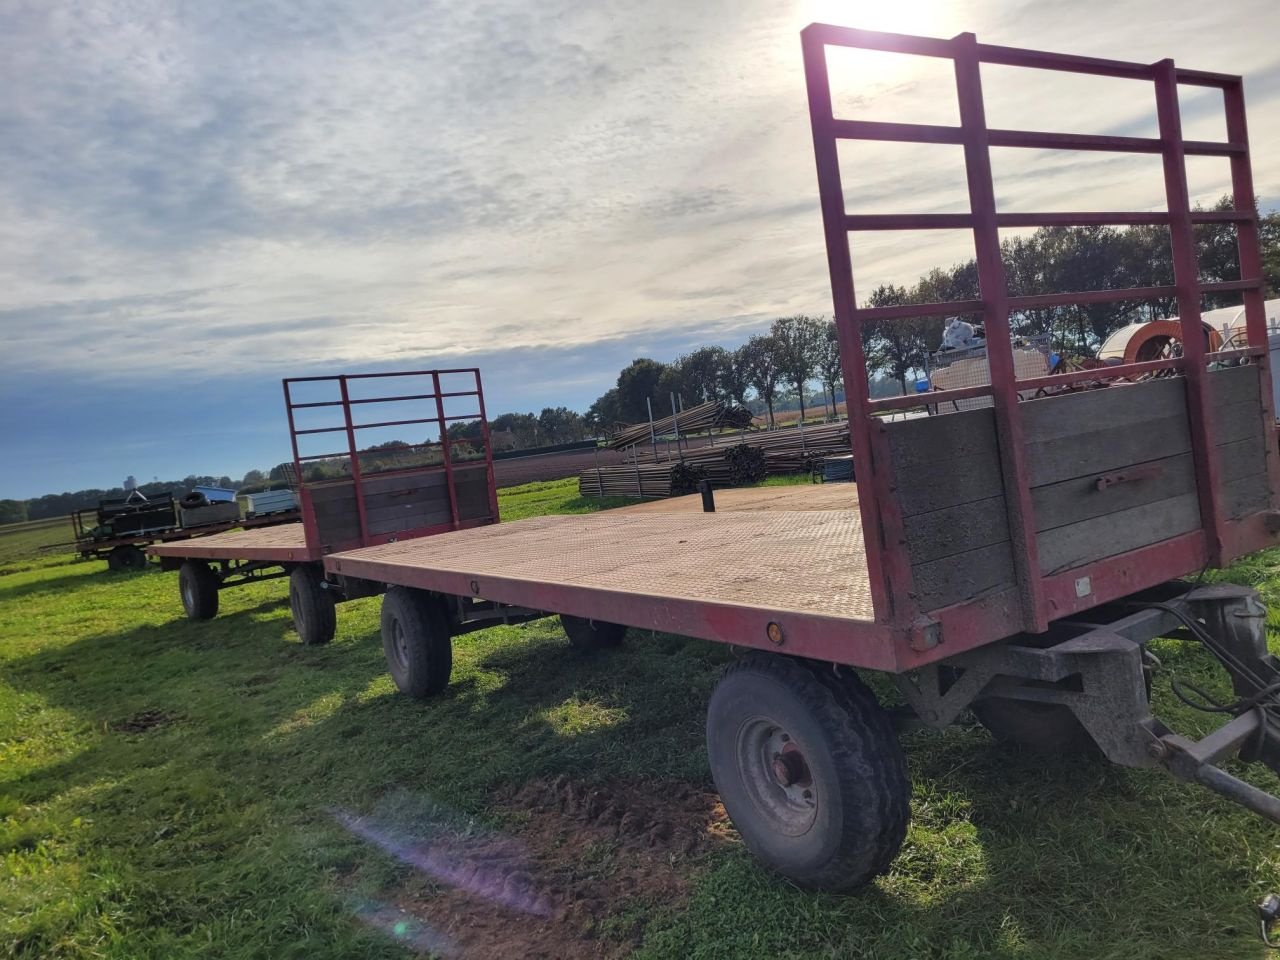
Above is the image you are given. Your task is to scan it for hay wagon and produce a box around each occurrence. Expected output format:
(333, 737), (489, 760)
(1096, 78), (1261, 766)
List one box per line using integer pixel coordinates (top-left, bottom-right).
(156, 26), (1280, 892)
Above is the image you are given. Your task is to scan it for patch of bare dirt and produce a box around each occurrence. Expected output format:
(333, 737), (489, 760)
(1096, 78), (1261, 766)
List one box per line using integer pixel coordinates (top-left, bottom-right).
(364, 777), (733, 959)
(111, 708), (178, 733)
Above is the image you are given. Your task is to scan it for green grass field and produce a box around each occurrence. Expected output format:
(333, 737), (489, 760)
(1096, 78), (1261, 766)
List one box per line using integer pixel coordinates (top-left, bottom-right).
(0, 515), (73, 567)
(3, 478), (1280, 959)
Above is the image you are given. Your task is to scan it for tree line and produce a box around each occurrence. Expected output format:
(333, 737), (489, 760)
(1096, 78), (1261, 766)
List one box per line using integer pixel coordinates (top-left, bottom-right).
(581, 196), (1280, 424)
(584, 315), (844, 432)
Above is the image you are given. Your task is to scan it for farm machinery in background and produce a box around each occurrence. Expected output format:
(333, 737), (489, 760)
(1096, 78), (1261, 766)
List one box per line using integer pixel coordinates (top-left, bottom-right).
(925, 297), (1280, 413)
(71, 484), (300, 570)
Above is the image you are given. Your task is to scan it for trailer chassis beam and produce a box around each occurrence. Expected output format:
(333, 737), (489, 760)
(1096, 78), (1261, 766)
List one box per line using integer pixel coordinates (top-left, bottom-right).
(895, 581), (1280, 824)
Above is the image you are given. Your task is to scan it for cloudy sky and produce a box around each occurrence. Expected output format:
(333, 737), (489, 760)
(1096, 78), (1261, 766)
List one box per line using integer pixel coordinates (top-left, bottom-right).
(2, 0), (1279, 499)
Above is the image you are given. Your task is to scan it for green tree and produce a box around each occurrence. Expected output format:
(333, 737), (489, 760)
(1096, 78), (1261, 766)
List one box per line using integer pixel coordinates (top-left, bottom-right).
(673, 346), (730, 405)
(771, 315), (826, 423)
(0, 499), (27, 524)
(862, 285), (935, 395)
(816, 320), (844, 416)
(740, 334), (783, 427)
(585, 389), (621, 435)
(721, 345), (753, 407)
(537, 406), (584, 444)
(615, 358), (668, 423)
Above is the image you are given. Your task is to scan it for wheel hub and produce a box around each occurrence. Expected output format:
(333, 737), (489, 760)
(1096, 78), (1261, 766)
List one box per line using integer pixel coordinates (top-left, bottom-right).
(771, 746), (810, 788)
(738, 718), (818, 836)
(391, 620), (409, 669)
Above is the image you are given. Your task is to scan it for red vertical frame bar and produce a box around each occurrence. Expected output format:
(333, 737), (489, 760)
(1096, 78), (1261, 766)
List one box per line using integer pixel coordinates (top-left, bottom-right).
(337, 375), (371, 545)
(473, 369), (501, 521)
(1223, 79), (1280, 505)
(283, 379), (321, 551)
(952, 32), (1047, 632)
(801, 26), (915, 626)
(432, 371), (460, 529)
(1153, 59), (1225, 564)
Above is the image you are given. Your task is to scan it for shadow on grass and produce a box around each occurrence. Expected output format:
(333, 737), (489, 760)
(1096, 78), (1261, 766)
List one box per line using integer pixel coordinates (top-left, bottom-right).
(0, 563), (117, 600)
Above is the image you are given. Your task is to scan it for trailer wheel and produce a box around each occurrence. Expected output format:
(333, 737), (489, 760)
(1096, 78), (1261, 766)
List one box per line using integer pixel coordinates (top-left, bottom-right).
(561, 615), (626, 649)
(107, 545), (147, 572)
(178, 561), (219, 620)
(289, 566), (336, 646)
(707, 654), (910, 891)
(380, 587), (452, 698)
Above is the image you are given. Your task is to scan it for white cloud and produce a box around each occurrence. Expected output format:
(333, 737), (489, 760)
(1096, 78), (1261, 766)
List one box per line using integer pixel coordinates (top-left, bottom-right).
(1, 0), (1278, 383)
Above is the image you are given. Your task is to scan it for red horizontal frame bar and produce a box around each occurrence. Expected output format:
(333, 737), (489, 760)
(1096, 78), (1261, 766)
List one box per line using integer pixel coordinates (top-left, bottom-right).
(846, 211), (1253, 231)
(849, 276), (1261, 324)
(284, 368), (481, 385)
(830, 118), (1242, 157)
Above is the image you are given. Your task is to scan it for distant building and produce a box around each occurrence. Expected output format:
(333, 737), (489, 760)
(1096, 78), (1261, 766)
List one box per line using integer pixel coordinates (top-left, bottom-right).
(123, 475), (137, 491)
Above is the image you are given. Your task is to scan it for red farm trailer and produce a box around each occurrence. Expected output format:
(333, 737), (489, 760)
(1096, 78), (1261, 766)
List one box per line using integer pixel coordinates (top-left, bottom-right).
(154, 26), (1280, 897)
(148, 369), (499, 643)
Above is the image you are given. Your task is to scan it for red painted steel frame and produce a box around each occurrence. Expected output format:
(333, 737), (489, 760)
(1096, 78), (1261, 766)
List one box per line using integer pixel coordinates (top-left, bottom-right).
(282, 369), (499, 555)
(801, 24), (1278, 654)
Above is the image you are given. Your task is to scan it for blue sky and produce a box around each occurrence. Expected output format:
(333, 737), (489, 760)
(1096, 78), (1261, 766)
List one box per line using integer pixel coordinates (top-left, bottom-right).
(2, 0), (1279, 499)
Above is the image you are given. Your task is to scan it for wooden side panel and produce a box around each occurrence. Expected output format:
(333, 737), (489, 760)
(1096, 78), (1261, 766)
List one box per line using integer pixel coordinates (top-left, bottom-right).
(307, 465), (495, 546)
(1206, 365), (1271, 519)
(1037, 493), (1201, 574)
(886, 409), (1017, 611)
(1032, 452), (1196, 531)
(455, 465), (493, 521)
(1023, 379), (1203, 575)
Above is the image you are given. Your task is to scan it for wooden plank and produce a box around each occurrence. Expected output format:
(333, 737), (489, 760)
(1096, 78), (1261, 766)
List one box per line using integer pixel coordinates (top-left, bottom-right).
(901, 496), (1009, 565)
(308, 480), (357, 505)
(1036, 493), (1201, 575)
(1020, 378), (1186, 443)
(1026, 413), (1191, 487)
(1221, 473), (1271, 519)
(912, 541), (1016, 611)
(897, 455), (1005, 517)
(361, 487), (450, 512)
(1217, 436), (1267, 484)
(316, 517), (361, 545)
(886, 407), (997, 472)
(367, 507), (454, 536)
(360, 469), (448, 498)
(1032, 452), (1196, 531)
(313, 497), (359, 520)
(1212, 398), (1269, 446)
(361, 499), (449, 525)
(1206, 363), (1262, 408)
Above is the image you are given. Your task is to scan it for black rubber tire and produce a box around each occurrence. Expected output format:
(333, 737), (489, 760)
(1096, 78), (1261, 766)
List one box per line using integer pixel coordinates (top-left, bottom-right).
(107, 545), (147, 572)
(180, 491), (208, 509)
(178, 561), (219, 620)
(289, 566), (336, 646)
(707, 654), (910, 891)
(380, 586), (452, 698)
(561, 614), (626, 649)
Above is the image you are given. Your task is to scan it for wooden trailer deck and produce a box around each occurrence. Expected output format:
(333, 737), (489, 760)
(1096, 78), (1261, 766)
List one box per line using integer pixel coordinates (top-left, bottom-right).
(324, 508), (899, 670)
(148, 522), (315, 563)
